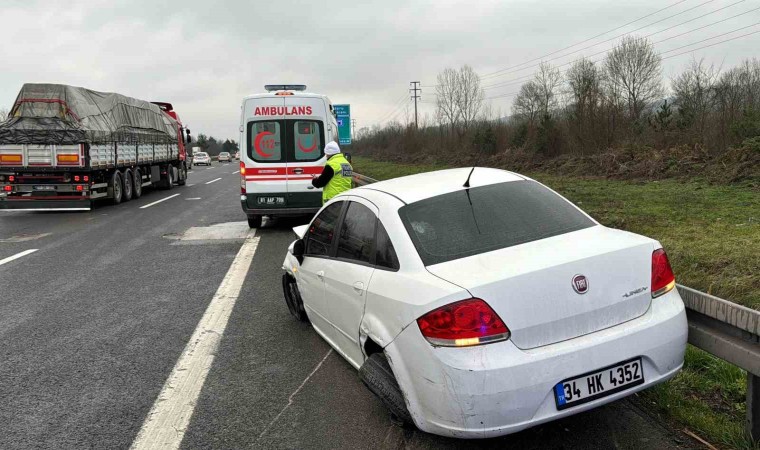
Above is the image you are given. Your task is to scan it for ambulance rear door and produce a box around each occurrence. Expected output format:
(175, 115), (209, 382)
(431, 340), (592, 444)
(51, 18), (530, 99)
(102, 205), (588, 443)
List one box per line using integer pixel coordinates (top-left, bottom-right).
(244, 96), (287, 208)
(283, 95), (327, 209)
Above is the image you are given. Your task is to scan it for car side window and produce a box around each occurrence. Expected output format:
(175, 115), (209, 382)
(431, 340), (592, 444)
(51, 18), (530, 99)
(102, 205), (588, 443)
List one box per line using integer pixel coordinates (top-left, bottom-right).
(305, 202), (343, 257)
(336, 202), (377, 264)
(375, 222), (400, 270)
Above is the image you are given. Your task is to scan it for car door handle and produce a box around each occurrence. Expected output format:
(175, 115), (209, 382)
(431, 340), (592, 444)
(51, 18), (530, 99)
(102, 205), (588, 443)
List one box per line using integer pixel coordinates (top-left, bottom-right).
(293, 168), (304, 174)
(317, 270), (324, 279)
(353, 281), (364, 293)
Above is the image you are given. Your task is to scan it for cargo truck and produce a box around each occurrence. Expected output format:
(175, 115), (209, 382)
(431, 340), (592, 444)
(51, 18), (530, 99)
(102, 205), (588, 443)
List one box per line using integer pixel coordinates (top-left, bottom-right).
(0, 83), (192, 211)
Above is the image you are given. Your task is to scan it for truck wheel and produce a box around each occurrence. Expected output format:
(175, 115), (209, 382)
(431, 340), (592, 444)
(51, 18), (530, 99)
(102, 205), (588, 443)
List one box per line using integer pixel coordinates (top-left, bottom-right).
(163, 166), (174, 190)
(282, 274), (308, 322)
(111, 171), (123, 205)
(132, 168), (143, 199)
(122, 169), (133, 202)
(247, 215), (262, 228)
(177, 164), (187, 186)
(359, 353), (414, 427)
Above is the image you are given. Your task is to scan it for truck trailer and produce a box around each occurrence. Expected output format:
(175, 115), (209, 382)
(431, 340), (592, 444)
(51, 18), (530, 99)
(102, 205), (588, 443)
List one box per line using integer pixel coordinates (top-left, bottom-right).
(0, 83), (191, 211)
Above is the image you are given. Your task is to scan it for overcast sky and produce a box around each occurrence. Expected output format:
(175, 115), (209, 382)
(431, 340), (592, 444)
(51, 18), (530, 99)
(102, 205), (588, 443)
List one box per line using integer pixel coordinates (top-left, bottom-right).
(1, 0), (758, 140)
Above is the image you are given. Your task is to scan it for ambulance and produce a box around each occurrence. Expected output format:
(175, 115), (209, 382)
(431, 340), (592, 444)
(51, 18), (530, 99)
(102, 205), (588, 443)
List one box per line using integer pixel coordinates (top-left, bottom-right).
(239, 85), (339, 228)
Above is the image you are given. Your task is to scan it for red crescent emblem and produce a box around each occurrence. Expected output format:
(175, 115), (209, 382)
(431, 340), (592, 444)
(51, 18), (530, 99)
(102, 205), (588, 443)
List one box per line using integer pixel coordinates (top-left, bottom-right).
(254, 131), (274, 158)
(297, 137), (317, 153)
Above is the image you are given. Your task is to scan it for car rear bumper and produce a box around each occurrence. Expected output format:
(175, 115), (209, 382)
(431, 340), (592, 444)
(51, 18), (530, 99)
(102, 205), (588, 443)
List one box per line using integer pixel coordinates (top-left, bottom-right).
(383, 289), (687, 439)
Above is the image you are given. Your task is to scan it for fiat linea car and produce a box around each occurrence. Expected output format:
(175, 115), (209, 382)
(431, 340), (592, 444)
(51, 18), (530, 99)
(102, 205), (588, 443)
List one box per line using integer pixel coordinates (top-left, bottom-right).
(281, 168), (687, 439)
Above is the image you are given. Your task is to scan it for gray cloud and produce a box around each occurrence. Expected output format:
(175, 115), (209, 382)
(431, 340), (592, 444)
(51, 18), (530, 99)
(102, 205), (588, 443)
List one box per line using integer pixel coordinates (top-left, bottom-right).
(1, 0), (757, 139)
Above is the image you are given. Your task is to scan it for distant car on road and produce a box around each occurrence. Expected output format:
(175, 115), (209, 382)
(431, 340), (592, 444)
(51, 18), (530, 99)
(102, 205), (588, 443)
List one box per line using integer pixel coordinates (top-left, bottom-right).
(193, 152), (211, 166)
(218, 152), (232, 163)
(281, 168), (687, 439)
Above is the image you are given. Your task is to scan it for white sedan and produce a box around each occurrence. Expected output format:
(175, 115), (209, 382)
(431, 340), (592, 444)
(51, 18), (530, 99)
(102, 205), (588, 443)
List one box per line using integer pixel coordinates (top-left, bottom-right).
(281, 167), (687, 439)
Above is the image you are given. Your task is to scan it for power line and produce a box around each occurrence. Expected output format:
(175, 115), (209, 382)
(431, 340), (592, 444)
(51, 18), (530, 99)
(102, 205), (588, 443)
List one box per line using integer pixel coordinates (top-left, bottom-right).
(373, 93), (408, 125)
(478, 0), (691, 79)
(482, 10), (760, 92)
(483, 24), (760, 102)
(480, 0), (744, 82)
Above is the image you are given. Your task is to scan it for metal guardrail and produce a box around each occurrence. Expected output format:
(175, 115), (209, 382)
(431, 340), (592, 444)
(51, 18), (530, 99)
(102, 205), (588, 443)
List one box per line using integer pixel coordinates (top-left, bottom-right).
(353, 172), (760, 441)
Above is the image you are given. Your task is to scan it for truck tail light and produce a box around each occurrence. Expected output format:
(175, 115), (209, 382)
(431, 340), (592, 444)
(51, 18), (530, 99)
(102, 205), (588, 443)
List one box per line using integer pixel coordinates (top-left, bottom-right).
(417, 298), (510, 347)
(652, 248), (675, 298)
(83, 175), (89, 182)
(8, 175), (15, 182)
(74, 175), (81, 182)
(76, 185), (84, 192)
(3, 185), (11, 192)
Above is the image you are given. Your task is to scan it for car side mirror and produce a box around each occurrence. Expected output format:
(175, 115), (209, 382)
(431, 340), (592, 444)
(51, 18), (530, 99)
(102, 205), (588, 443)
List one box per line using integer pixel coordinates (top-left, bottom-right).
(293, 238), (305, 263)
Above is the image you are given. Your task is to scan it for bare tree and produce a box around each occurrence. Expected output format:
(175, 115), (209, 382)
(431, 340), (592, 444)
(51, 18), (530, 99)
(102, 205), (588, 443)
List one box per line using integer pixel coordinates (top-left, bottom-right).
(512, 81), (542, 125)
(435, 65), (484, 134)
(456, 65), (484, 132)
(435, 68), (460, 132)
(0, 108), (8, 122)
(672, 58), (720, 135)
(605, 36), (663, 121)
(565, 59), (603, 152)
(534, 63), (562, 117)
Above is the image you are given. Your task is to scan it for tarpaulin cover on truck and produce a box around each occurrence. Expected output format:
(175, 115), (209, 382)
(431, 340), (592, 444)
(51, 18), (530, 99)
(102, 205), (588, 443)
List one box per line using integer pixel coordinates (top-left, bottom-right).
(0, 83), (178, 145)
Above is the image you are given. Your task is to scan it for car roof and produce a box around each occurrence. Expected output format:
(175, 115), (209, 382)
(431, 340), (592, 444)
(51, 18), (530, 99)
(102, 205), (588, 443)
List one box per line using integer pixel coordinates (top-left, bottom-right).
(355, 167), (527, 205)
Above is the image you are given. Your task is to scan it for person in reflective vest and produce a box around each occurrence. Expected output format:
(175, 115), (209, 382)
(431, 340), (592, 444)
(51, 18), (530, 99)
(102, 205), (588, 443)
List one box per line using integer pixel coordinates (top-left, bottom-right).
(311, 141), (353, 204)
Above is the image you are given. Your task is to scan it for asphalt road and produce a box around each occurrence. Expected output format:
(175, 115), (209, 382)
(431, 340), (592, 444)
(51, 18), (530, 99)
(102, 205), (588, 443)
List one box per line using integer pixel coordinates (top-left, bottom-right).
(0, 163), (699, 450)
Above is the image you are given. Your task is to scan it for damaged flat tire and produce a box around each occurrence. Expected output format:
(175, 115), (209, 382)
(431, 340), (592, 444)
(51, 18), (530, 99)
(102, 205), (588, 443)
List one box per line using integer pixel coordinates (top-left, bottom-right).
(359, 353), (414, 427)
(282, 273), (308, 322)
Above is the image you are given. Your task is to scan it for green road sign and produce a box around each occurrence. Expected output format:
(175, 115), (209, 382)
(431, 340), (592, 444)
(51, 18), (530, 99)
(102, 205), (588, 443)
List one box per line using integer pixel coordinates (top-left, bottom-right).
(334, 104), (351, 146)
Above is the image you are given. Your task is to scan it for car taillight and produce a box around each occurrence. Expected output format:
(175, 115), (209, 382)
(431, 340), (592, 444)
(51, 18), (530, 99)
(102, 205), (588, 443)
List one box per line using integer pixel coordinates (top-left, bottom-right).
(652, 248), (675, 298)
(417, 298), (510, 347)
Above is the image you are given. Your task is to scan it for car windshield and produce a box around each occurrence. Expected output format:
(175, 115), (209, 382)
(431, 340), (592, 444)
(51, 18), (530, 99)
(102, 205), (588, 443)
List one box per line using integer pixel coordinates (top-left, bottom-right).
(398, 180), (595, 265)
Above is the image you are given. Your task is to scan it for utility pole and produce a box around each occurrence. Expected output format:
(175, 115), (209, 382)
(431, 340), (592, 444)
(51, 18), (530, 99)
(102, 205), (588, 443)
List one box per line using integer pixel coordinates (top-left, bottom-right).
(351, 118), (356, 139)
(410, 81), (421, 129)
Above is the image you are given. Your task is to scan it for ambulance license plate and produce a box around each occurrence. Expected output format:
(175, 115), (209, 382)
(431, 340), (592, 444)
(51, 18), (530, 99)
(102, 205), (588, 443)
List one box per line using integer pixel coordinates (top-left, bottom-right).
(554, 357), (644, 410)
(34, 185), (56, 191)
(258, 196), (285, 205)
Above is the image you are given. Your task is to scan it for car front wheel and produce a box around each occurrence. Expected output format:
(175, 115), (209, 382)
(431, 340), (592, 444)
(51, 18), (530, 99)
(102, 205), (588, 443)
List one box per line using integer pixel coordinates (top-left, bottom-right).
(282, 273), (308, 322)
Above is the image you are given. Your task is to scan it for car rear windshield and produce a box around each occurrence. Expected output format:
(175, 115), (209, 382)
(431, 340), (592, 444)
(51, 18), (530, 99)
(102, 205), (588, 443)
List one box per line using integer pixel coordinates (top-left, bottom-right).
(398, 180), (595, 266)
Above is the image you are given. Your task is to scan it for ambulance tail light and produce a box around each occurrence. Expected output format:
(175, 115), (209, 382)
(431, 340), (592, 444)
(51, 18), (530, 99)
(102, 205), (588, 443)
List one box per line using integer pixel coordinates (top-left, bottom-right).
(240, 161), (246, 176)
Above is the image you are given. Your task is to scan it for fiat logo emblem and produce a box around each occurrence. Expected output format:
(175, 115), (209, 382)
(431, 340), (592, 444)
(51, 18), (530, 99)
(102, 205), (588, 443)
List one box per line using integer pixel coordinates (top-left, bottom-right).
(572, 274), (589, 294)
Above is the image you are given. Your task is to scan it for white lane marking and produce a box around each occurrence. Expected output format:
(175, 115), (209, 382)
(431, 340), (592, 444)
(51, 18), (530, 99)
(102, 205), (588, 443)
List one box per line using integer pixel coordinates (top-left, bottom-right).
(139, 194), (180, 209)
(186, 184), (195, 187)
(0, 249), (38, 266)
(257, 349), (333, 441)
(131, 231), (259, 450)
(185, 198), (202, 201)
(205, 178), (222, 185)
(232, 170), (240, 174)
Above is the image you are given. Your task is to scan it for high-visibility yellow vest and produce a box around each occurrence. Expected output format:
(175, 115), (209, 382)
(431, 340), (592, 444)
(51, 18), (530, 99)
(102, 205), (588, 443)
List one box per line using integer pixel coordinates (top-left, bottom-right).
(323, 153), (353, 203)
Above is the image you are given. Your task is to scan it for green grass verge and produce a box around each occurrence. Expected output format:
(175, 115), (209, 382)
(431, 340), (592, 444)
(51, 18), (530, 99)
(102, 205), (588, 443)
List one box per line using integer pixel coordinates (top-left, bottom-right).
(352, 155), (760, 449)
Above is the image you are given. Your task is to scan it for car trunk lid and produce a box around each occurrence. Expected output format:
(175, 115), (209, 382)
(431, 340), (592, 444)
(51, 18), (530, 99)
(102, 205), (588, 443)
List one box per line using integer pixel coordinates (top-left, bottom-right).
(425, 226), (654, 349)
